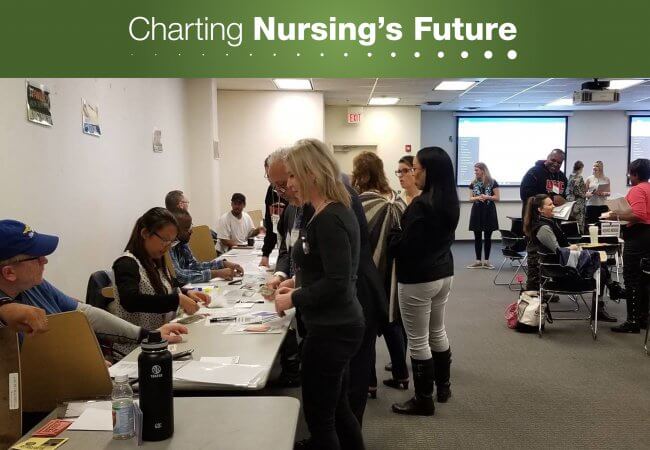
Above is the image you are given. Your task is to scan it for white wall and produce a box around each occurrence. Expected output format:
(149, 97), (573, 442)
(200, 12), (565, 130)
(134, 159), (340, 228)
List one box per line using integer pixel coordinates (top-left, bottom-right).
(0, 78), (194, 298)
(324, 106), (421, 192)
(421, 110), (632, 240)
(216, 90), (324, 218)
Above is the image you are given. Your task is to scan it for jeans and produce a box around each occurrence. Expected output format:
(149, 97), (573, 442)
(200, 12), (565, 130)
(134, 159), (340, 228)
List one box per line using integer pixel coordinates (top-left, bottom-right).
(301, 324), (365, 450)
(398, 277), (453, 360)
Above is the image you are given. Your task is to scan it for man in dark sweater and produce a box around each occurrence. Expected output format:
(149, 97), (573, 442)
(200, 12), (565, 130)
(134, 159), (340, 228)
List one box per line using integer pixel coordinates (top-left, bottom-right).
(260, 155), (288, 267)
(520, 149), (567, 217)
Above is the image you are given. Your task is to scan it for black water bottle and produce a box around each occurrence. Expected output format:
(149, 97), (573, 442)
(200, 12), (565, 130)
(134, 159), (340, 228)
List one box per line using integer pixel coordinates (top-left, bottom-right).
(138, 330), (174, 441)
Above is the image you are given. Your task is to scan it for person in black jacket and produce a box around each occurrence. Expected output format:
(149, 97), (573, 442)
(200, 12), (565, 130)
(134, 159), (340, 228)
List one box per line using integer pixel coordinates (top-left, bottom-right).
(260, 156), (288, 267)
(274, 139), (365, 450)
(389, 147), (459, 416)
(520, 149), (568, 218)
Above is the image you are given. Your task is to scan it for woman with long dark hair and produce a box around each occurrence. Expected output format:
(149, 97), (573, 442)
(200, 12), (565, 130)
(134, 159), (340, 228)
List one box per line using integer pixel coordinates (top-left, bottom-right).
(395, 155), (421, 205)
(111, 207), (208, 354)
(389, 146), (459, 416)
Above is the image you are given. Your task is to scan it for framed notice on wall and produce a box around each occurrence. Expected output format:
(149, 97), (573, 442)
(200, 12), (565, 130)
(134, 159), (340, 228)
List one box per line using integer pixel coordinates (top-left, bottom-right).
(82, 99), (101, 136)
(26, 81), (53, 126)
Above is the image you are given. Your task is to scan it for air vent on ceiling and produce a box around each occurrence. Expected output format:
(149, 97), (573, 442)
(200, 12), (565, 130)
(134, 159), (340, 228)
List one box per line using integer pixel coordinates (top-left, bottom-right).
(425, 101), (442, 106)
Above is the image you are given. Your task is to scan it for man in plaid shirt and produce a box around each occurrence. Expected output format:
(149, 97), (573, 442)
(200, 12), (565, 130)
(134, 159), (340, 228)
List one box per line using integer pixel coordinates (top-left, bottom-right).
(170, 210), (243, 285)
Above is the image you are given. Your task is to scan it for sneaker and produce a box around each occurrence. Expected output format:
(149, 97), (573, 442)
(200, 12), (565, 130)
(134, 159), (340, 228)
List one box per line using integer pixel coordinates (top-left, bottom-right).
(482, 261), (495, 270)
(466, 261), (483, 269)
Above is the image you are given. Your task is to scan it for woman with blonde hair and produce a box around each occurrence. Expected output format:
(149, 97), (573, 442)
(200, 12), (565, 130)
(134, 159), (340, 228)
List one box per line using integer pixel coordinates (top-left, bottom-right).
(352, 151), (410, 397)
(274, 138), (365, 449)
(467, 162), (500, 269)
(585, 160), (611, 225)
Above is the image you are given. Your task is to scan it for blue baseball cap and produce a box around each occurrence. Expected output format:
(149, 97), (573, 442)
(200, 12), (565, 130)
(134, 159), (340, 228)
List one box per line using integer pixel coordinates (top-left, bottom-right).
(0, 220), (59, 261)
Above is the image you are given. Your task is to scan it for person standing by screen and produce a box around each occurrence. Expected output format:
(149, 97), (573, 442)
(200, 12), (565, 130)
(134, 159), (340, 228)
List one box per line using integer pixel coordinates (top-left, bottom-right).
(585, 160), (611, 226)
(520, 149), (568, 217)
(467, 162), (500, 269)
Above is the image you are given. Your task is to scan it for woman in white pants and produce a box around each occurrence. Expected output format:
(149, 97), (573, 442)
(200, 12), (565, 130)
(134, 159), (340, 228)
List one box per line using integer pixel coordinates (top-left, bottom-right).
(388, 146), (460, 416)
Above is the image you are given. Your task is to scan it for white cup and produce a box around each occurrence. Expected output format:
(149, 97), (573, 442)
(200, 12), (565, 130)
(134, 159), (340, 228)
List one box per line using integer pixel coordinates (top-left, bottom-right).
(589, 225), (599, 244)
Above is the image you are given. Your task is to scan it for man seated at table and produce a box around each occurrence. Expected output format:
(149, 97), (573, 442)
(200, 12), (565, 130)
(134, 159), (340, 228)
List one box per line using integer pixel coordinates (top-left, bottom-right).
(216, 193), (264, 254)
(0, 219), (188, 347)
(170, 210), (244, 285)
(166, 189), (219, 244)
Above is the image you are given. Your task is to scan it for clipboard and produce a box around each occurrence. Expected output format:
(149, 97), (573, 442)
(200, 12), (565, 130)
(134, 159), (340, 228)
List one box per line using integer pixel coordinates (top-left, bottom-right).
(0, 328), (21, 448)
(20, 311), (112, 412)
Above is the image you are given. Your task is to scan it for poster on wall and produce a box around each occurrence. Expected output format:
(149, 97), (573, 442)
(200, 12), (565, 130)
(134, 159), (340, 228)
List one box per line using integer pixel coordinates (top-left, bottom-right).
(26, 81), (53, 127)
(81, 99), (101, 136)
(152, 127), (163, 152)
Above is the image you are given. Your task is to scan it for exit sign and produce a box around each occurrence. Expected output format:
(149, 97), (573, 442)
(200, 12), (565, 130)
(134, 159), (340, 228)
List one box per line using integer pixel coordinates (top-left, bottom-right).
(347, 107), (363, 124)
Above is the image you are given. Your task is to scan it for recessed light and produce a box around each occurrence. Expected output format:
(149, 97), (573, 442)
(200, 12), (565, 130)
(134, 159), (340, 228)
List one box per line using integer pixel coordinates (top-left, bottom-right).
(434, 81), (476, 91)
(546, 98), (573, 106)
(272, 79), (313, 90)
(368, 97), (400, 105)
(607, 79), (645, 90)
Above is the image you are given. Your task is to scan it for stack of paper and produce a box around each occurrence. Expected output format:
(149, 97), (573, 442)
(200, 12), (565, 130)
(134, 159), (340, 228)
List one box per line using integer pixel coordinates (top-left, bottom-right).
(173, 361), (267, 388)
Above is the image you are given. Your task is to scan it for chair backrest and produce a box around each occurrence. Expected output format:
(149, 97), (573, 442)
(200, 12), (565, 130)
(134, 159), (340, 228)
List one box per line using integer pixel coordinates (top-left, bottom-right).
(539, 251), (581, 280)
(20, 311), (113, 412)
(499, 230), (527, 252)
(163, 251), (176, 278)
(248, 209), (264, 228)
(0, 328), (21, 446)
(188, 225), (217, 262)
(509, 218), (524, 237)
(85, 270), (113, 310)
(560, 221), (580, 238)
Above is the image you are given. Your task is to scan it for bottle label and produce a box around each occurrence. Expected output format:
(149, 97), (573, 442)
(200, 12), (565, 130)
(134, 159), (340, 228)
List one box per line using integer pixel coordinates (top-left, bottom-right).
(113, 403), (134, 436)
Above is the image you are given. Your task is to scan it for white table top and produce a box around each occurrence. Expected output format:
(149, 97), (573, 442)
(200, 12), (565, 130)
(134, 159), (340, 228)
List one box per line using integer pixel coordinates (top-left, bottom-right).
(122, 248), (289, 391)
(19, 397), (299, 450)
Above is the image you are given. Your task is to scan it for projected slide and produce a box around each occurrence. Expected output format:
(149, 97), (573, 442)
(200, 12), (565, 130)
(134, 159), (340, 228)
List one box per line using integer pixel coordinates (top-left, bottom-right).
(456, 117), (567, 186)
(630, 116), (650, 162)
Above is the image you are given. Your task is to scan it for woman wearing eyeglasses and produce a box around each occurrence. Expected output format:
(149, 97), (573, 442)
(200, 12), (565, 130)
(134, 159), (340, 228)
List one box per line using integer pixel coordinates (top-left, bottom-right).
(395, 155), (421, 205)
(274, 139), (365, 450)
(389, 147), (460, 416)
(111, 207), (208, 355)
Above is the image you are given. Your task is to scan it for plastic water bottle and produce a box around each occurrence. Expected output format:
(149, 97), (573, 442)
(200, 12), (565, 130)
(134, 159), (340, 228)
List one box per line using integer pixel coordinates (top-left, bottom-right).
(138, 330), (174, 441)
(111, 375), (135, 440)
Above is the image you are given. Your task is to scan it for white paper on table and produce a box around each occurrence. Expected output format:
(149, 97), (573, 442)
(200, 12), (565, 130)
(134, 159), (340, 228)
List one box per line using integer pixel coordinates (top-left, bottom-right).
(173, 361), (267, 387)
(200, 356), (240, 364)
(69, 400), (140, 431)
(234, 303), (255, 309)
(108, 361), (190, 379)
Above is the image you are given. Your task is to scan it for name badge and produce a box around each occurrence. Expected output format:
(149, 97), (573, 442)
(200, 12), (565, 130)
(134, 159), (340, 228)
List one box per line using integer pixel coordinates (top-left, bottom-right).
(289, 229), (300, 248)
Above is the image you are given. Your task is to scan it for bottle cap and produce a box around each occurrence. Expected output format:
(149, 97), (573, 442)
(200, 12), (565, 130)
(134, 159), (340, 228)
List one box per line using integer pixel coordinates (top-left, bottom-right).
(141, 330), (168, 350)
(114, 374), (129, 383)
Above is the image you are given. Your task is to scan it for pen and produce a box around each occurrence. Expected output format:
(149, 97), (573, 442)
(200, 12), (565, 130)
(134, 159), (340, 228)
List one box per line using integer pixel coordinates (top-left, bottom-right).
(209, 317), (236, 323)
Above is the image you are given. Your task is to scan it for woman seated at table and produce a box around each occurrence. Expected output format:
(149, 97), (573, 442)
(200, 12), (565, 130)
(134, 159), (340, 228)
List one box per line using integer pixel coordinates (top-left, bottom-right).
(110, 207), (210, 354)
(523, 194), (619, 321)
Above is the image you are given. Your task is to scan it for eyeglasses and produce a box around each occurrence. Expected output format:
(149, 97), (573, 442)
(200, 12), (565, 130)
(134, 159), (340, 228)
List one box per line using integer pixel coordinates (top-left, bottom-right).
(0, 255), (42, 267)
(395, 168), (413, 176)
(153, 231), (175, 246)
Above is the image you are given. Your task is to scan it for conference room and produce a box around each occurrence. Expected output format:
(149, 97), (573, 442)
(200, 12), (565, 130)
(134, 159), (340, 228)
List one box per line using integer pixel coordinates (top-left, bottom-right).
(2, 77), (649, 449)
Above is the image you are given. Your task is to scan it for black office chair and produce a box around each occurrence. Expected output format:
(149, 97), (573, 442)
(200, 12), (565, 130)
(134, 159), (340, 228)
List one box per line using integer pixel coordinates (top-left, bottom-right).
(538, 251), (599, 339)
(493, 230), (527, 291)
(641, 258), (650, 356)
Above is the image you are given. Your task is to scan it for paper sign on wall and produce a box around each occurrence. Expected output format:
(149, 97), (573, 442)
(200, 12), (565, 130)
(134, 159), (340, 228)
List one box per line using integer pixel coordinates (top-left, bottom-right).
(153, 127), (163, 152)
(26, 81), (53, 127)
(82, 99), (101, 136)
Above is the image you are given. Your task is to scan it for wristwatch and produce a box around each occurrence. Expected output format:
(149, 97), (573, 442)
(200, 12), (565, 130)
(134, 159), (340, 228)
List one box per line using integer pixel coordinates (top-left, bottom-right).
(0, 296), (14, 307)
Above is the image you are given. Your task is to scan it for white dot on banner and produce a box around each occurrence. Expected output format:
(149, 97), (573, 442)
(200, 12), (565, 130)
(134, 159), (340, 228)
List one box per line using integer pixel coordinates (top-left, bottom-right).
(296, 52), (301, 56)
(390, 52), (396, 58)
(320, 52), (325, 57)
(130, 53), (134, 56)
(154, 53), (157, 56)
(484, 50), (493, 59)
(461, 51), (469, 59)
(508, 50), (518, 60)
(201, 53), (205, 56)
(273, 53), (277, 56)
(367, 52), (372, 57)
(437, 51), (445, 58)
(226, 53), (229, 56)
(344, 52), (349, 57)
(414, 52), (421, 58)
(178, 53), (181, 56)
(249, 53), (253, 56)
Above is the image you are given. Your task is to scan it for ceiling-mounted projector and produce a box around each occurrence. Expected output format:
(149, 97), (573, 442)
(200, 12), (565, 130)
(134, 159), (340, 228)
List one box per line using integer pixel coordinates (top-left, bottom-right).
(573, 78), (620, 105)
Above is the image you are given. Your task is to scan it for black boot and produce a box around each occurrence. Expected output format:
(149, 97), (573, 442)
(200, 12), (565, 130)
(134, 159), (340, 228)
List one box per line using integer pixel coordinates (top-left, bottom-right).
(432, 348), (452, 403)
(391, 358), (434, 416)
(611, 295), (640, 334)
(597, 301), (617, 323)
(276, 329), (301, 387)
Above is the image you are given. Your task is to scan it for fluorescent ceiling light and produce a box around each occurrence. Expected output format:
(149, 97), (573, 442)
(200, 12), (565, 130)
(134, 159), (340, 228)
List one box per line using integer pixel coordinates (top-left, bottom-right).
(368, 97), (399, 105)
(434, 81), (476, 91)
(546, 98), (573, 106)
(607, 79), (645, 90)
(272, 78), (313, 90)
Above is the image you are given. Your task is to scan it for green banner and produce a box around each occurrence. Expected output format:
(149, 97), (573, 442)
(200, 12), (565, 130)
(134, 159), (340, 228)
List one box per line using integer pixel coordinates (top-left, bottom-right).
(2, 0), (648, 77)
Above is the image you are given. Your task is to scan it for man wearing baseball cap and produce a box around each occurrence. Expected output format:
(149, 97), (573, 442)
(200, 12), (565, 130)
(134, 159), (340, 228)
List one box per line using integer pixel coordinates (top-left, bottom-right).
(0, 219), (188, 346)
